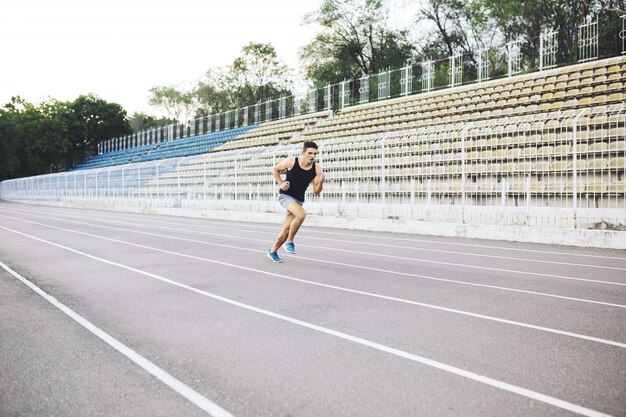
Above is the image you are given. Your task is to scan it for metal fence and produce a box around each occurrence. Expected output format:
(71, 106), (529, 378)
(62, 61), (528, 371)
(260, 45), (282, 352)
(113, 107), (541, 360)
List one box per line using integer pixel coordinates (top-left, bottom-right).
(3, 103), (624, 230)
(99, 18), (626, 155)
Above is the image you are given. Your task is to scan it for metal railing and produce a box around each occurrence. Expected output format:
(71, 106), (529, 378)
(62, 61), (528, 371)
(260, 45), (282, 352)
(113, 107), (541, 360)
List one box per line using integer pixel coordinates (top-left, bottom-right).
(98, 18), (626, 155)
(4, 103), (625, 230)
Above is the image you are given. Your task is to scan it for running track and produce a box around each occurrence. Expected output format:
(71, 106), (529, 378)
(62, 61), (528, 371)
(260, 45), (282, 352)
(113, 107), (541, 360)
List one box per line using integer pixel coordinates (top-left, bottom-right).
(0, 200), (624, 417)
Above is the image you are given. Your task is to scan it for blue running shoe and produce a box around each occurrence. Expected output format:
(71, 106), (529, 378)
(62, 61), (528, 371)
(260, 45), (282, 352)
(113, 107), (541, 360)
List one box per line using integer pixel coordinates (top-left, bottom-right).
(267, 250), (283, 263)
(283, 241), (296, 254)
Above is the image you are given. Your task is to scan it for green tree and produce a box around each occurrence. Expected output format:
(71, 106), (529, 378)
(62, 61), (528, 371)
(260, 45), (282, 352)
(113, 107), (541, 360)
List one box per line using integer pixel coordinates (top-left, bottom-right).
(148, 86), (196, 122)
(0, 97), (72, 178)
(230, 42), (292, 104)
(194, 42), (293, 116)
(0, 94), (132, 179)
(194, 70), (230, 116)
(417, 0), (626, 66)
(301, 0), (414, 86)
(66, 94), (132, 163)
(0, 100), (21, 180)
(128, 112), (176, 132)
(416, 0), (490, 60)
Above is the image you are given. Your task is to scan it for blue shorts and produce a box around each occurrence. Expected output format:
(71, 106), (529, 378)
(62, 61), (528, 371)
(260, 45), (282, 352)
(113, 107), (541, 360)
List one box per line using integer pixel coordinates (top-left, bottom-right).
(278, 194), (303, 214)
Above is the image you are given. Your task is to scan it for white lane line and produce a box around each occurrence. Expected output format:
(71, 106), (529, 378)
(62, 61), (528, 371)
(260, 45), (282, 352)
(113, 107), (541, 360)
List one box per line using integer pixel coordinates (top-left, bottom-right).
(11, 206), (622, 271)
(162, 220), (626, 265)
(1, 220), (625, 349)
(4, 202), (625, 262)
(0, 226), (615, 417)
(2, 211), (623, 309)
(1, 210), (622, 287)
(73, 219), (626, 286)
(0, 260), (234, 417)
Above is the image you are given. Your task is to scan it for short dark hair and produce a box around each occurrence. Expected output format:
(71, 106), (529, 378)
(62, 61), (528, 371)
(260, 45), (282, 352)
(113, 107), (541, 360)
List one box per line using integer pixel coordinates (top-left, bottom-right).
(303, 141), (318, 150)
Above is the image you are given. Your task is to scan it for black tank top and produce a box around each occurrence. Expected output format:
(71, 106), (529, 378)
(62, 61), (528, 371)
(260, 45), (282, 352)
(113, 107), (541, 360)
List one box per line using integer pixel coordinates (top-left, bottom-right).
(280, 157), (316, 202)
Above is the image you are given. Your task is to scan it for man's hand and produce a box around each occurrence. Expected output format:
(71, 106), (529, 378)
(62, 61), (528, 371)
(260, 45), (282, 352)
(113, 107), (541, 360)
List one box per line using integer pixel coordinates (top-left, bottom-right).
(280, 181), (290, 191)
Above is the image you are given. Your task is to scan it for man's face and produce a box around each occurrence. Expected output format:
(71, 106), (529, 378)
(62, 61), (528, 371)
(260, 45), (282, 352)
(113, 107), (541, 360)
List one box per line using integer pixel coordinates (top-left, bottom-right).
(302, 147), (318, 163)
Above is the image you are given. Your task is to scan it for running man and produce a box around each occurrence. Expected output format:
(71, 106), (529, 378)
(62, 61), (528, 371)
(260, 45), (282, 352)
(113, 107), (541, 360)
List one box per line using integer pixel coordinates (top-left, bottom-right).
(267, 141), (325, 263)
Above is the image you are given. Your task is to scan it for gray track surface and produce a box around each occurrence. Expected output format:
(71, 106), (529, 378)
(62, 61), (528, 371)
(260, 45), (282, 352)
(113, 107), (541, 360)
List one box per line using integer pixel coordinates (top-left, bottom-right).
(0, 200), (624, 417)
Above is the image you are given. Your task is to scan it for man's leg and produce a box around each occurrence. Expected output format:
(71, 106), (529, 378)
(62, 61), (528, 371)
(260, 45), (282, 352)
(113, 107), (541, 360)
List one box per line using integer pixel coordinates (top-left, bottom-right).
(286, 202), (306, 243)
(271, 213), (294, 253)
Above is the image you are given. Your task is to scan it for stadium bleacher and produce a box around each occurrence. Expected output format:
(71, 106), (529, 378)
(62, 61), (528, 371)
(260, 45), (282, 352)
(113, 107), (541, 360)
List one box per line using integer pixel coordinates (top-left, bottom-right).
(2, 54), (625, 232)
(71, 124), (259, 170)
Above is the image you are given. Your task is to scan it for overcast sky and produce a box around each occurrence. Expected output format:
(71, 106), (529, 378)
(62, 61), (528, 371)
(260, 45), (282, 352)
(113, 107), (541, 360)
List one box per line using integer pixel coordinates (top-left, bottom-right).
(0, 0), (419, 116)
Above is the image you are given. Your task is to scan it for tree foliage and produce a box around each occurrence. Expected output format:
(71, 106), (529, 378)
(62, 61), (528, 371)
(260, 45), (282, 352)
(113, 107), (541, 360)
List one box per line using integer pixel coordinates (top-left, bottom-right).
(128, 112), (176, 132)
(194, 42), (292, 117)
(417, 0), (626, 64)
(148, 86), (196, 122)
(0, 95), (131, 181)
(149, 43), (292, 121)
(300, 0), (414, 87)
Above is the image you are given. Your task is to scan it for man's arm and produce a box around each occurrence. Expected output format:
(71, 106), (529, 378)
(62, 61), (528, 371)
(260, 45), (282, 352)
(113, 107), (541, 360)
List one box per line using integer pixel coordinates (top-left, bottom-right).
(273, 158), (295, 191)
(312, 164), (325, 195)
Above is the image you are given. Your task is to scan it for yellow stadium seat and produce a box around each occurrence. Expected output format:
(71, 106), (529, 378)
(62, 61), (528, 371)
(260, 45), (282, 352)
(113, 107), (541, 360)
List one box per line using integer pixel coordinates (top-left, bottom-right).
(609, 157), (625, 169)
(585, 181), (608, 193)
(465, 183), (480, 193)
(477, 181), (495, 193)
(589, 142), (608, 152)
(606, 65), (621, 74)
(556, 73), (569, 82)
(607, 72), (622, 81)
(484, 137), (499, 148)
(492, 149), (507, 159)
(486, 163), (501, 173)
(550, 102), (564, 111)
(553, 143), (569, 153)
(563, 98), (578, 108)
(593, 66), (607, 75)
(609, 141), (626, 151)
(535, 161), (551, 171)
(607, 82), (623, 91)
(608, 127), (625, 139)
(608, 181), (626, 193)
(575, 143), (589, 153)
(524, 147), (538, 158)
(545, 182), (565, 192)
(541, 133), (558, 143)
(592, 95), (607, 105)
(467, 151), (480, 160)
(569, 160), (587, 170)
(530, 181), (546, 192)
(510, 181), (527, 193)
(507, 148), (523, 158)
(501, 162), (517, 172)
(538, 146), (554, 156)
(538, 103), (552, 111)
(587, 158), (608, 170)
(594, 75), (608, 84)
